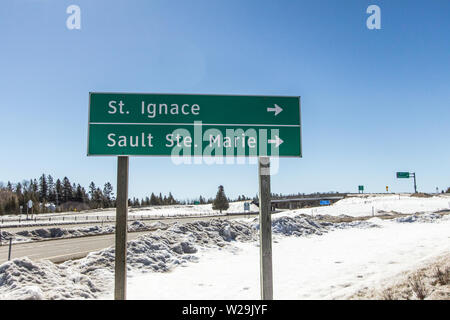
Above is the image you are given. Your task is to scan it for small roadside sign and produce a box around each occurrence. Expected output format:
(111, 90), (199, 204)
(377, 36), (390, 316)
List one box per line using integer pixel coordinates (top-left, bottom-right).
(396, 171), (417, 193)
(27, 200), (33, 209)
(396, 172), (410, 178)
(320, 200), (330, 205)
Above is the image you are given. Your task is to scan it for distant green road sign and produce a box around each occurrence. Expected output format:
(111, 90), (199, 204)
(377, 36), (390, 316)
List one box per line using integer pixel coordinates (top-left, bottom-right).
(358, 185), (364, 191)
(396, 172), (410, 178)
(88, 92), (301, 157)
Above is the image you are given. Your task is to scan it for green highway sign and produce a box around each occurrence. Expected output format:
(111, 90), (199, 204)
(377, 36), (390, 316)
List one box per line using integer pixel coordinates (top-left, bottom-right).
(88, 92), (301, 157)
(396, 172), (410, 178)
(358, 185), (364, 191)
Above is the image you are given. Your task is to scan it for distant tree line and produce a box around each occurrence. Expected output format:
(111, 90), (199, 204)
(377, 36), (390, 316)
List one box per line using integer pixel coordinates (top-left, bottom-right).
(0, 174), (116, 215)
(0, 176), (252, 215)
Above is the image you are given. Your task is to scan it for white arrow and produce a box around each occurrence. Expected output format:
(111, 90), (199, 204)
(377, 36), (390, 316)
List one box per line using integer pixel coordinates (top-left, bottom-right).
(267, 104), (283, 116)
(268, 135), (284, 148)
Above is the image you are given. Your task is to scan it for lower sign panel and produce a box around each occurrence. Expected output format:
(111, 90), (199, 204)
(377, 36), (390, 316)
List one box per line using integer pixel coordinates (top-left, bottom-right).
(88, 124), (301, 157)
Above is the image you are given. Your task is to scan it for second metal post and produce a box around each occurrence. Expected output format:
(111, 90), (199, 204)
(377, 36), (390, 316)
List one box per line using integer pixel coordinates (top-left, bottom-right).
(258, 156), (273, 300)
(115, 156), (129, 300)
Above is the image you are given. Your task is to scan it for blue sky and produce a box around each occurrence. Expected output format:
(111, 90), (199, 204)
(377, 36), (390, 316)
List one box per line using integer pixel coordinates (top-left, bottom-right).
(1, 0), (449, 200)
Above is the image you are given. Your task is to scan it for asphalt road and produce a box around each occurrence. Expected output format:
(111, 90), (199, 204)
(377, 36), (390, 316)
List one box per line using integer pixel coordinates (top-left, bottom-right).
(0, 213), (258, 265)
(0, 231), (153, 264)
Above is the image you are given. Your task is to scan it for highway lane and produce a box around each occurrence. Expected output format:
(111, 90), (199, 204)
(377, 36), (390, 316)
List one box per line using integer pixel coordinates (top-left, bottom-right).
(0, 231), (152, 264)
(0, 213), (258, 265)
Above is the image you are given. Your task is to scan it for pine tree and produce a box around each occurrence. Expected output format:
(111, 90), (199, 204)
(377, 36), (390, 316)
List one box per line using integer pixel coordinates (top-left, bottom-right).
(75, 184), (83, 202)
(103, 182), (114, 207)
(15, 182), (23, 205)
(168, 192), (175, 205)
(81, 187), (89, 203)
(72, 183), (77, 201)
(39, 174), (48, 203)
(150, 192), (158, 205)
(55, 179), (62, 205)
(62, 177), (72, 203)
(31, 179), (38, 199)
(212, 185), (229, 213)
(93, 187), (104, 208)
(47, 175), (55, 201)
(89, 182), (96, 201)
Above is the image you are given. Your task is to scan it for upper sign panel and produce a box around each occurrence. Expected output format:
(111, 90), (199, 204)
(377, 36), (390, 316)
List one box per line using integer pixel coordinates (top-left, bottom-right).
(89, 93), (300, 125)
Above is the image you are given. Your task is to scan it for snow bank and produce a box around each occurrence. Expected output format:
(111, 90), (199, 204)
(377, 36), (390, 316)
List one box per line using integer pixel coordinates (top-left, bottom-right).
(282, 194), (450, 218)
(4, 221), (158, 244)
(394, 213), (444, 223)
(0, 218), (255, 299)
(0, 230), (29, 244)
(0, 257), (110, 300)
(0, 209), (448, 300)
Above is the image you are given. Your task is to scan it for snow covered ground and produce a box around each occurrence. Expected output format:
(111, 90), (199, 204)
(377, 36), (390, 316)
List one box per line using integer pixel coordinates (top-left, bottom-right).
(0, 195), (449, 300)
(114, 214), (450, 300)
(287, 194), (450, 218)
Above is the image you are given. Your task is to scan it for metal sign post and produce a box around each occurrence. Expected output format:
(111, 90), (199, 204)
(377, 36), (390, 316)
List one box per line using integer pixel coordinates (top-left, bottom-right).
(114, 156), (129, 300)
(258, 156), (273, 300)
(396, 172), (417, 193)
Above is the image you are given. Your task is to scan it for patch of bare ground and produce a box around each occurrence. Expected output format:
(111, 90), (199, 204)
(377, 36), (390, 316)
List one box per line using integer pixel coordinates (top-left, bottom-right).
(410, 193), (433, 198)
(349, 253), (450, 300)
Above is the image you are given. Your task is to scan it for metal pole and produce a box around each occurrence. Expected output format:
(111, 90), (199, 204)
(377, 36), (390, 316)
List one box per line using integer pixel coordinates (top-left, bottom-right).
(115, 156), (129, 300)
(258, 156), (273, 300)
(413, 173), (417, 193)
(8, 238), (12, 260)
